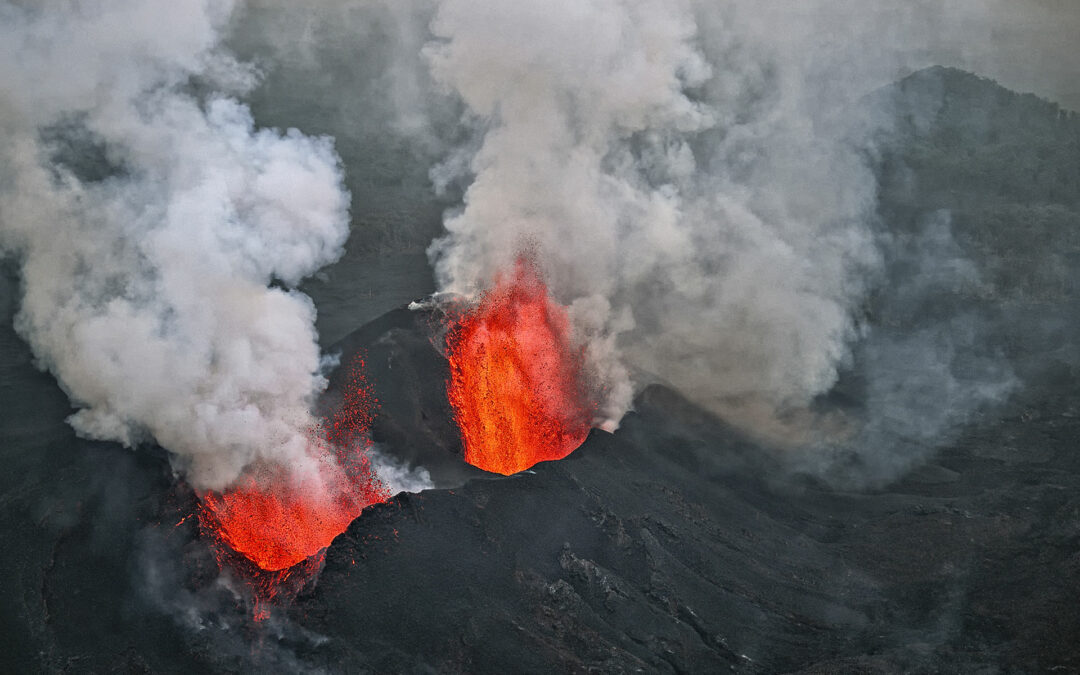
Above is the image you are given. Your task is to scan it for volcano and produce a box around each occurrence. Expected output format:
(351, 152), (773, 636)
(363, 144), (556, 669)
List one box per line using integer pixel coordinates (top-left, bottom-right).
(283, 306), (1080, 671)
(8, 302), (1080, 673)
(6, 67), (1080, 675)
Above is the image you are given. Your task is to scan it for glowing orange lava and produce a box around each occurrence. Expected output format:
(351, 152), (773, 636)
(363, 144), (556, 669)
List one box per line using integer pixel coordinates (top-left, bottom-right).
(446, 256), (595, 475)
(198, 356), (388, 573)
(199, 455), (387, 571)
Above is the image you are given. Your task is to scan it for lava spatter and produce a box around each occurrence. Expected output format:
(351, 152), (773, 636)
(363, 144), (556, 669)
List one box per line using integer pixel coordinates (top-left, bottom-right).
(198, 355), (388, 580)
(446, 255), (595, 475)
(198, 454), (386, 572)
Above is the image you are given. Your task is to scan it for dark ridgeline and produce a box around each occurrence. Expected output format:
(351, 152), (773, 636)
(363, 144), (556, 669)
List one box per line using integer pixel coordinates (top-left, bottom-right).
(3, 67), (1080, 673)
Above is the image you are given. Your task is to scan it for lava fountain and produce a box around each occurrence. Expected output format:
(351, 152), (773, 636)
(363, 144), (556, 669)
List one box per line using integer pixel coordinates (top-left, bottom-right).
(446, 256), (595, 475)
(198, 452), (386, 572)
(198, 356), (389, 574)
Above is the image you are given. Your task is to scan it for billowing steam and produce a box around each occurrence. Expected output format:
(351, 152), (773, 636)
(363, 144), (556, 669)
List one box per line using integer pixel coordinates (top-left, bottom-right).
(422, 0), (877, 438)
(0, 1), (349, 491)
(417, 0), (1032, 482)
(1, 0), (1068, 496)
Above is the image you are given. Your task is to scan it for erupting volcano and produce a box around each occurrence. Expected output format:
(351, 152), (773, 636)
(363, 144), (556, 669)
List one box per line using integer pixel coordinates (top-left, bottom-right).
(198, 357), (389, 572)
(446, 256), (595, 475)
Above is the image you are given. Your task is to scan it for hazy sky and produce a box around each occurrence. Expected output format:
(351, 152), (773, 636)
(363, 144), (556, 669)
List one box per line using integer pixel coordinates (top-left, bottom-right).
(239, 0), (1080, 110)
(935, 0), (1080, 110)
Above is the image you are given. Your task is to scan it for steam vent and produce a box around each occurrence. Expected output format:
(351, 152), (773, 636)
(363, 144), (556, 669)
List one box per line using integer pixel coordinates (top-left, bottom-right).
(3, 2), (1080, 673)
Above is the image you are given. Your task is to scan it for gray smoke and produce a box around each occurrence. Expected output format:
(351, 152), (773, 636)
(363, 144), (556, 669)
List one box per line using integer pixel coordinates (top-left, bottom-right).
(798, 211), (1019, 483)
(5, 0), (1075, 490)
(412, 0), (1060, 482)
(417, 1), (887, 438)
(0, 1), (351, 491)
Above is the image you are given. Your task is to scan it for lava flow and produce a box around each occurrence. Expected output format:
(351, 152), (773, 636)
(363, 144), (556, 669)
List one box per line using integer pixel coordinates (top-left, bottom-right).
(198, 356), (388, 573)
(446, 256), (595, 475)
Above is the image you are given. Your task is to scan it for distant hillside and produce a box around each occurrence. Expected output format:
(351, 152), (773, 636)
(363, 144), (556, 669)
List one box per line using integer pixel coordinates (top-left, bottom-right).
(880, 65), (1080, 206)
(869, 66), (1080, 397)
(875, 66), (1080, 304)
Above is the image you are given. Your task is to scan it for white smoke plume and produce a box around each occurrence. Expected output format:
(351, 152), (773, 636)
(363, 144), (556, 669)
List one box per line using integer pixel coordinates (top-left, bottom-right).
(0, 1), (350, 490)
(3, 0), (1069, 490)
(368, 445), (435, 495)
(416, 0), (1047, 480)
(422, 0), (880, 435)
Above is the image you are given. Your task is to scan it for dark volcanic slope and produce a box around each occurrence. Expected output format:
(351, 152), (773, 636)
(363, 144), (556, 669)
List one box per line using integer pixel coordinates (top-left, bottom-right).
(290, 308), (1080, 674)
(4, 67), (1080, 674)
(9, 302), (1077, 674)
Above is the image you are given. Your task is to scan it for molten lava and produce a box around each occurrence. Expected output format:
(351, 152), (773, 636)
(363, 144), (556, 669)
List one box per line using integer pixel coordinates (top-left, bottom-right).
(199, 356), (388, 573)
(446, 256), (595, 475)
(199, 455), (386, 571)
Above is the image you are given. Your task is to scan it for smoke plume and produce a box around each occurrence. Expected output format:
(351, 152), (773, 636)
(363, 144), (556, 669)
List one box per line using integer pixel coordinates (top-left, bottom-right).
(3, 0), (1072, 492)
(0, 1), (350, 490)
(416, 0), (1049, 482)
(421, 0), (873, 440)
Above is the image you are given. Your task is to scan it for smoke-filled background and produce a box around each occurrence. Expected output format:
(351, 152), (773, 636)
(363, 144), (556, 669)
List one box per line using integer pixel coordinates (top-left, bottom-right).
(233, 0), (1078, 484)
(1, 0), (1078, 491)
(3, 0), (1080, 671)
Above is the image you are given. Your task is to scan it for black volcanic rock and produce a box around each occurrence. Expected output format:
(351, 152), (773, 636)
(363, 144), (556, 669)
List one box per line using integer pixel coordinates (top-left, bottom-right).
(287, 307), (1080, 673)
(320, 306), (489, 488)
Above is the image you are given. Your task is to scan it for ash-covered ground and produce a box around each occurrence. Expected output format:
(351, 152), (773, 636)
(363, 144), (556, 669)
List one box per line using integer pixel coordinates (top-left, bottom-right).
(2, 66), (1080, 674)
(6, 302), (1079, 673)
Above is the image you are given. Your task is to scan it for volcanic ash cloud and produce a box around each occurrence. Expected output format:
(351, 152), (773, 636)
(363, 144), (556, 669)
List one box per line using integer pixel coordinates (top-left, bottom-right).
(0, 0), (350, 491)
(418, 0), (1023, 482)
(422, 0), (878, 433)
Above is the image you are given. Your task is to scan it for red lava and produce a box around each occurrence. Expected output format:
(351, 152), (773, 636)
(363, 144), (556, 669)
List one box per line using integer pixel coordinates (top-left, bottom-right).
(196, 355), (388, 616)
(446, 255), (595, 475)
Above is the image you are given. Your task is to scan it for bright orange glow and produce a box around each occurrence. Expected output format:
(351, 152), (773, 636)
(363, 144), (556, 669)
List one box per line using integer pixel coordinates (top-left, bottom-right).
(199, 455), (387, 571)
(198, 356), (388, 574)
(446, 256), (594, 475)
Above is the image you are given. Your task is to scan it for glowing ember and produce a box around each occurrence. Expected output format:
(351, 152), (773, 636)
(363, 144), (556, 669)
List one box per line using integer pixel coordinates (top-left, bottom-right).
(446, 255), (595, 475)
(199, 355), (388, 573)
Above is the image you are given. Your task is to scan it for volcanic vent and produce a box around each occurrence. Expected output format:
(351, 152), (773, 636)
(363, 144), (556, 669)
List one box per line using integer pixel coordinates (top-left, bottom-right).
(189, 258), (600, 615)
(445, 256), (597, 475)
(197, 356), (389, 574)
